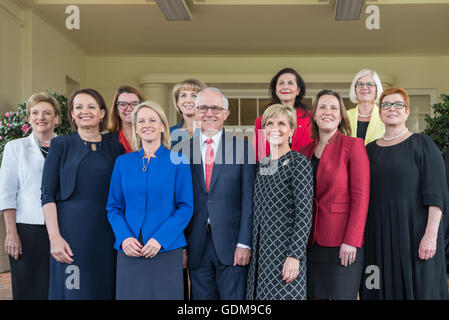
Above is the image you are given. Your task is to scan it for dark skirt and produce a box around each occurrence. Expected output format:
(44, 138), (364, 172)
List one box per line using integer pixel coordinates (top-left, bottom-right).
(116, 248), (183, 300)
(307, 244), (364, 300)
(9, 223), (50, 300)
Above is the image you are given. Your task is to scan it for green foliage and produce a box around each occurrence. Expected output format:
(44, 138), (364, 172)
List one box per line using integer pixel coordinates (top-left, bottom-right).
(0, 90), (71, 162)
(423, 94), (449, 154)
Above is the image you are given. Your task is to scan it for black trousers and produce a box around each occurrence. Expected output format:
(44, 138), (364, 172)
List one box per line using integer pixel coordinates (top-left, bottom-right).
(8, 223), (50, 300)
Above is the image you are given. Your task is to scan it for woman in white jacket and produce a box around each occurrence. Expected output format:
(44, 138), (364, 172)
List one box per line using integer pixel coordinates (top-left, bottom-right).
(0, 92), (60, 299)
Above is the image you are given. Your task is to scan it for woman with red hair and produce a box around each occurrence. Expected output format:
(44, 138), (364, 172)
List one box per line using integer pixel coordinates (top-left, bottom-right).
(361, 87), (449, 300)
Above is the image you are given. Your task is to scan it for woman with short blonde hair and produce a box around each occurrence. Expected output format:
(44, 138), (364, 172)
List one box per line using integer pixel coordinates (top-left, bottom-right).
(170, 78), (207, 146)
(0, 92), (60, 299)
(247, 103), (313, 300)
(131, 101), (171, 151)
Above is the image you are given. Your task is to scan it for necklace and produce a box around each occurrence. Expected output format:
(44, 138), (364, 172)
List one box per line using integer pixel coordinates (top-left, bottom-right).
(33, 133), (53, 155)
(358, 112), (371, 118)
(382, 128), (409, 141)
(142, 157), (149, 172)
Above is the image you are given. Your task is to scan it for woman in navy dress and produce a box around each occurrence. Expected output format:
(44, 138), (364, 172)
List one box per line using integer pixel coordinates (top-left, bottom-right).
(41, 88), (124, 299)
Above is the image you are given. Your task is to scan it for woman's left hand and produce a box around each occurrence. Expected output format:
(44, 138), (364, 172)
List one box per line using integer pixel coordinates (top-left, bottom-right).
(282, 257), (300, 284)
(418, 234), (437, 260)
(142, 238), (161, 259)
(339, 243), (357, 267)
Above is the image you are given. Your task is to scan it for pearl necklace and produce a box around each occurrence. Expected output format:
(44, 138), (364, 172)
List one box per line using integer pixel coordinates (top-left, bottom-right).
(382, 128), (409, 141)
(358, 112), (371, 118)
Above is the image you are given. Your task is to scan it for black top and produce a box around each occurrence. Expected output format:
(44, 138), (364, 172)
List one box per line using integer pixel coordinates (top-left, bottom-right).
(40, 146), (49, 158)
(357, 120), (369, 141)
(361, 133), (449, 300)
(311, 154), (320, 197)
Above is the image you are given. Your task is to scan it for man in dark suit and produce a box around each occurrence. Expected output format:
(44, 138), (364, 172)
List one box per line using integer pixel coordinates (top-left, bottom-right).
(175, 87), (256, 300)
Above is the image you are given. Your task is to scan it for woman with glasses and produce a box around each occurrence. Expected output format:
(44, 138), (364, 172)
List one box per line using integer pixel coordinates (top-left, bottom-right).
(361, 87), (449, 300)
(346, 69), (385, 145)
(170, 79), (207, 147)
(108, 86), (146, 153)
(107, 101), (193, 299)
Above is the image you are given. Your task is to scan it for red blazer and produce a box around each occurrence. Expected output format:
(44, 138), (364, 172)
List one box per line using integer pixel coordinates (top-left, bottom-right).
(298, 131), (370, 248)
(254, 108), (312, 162)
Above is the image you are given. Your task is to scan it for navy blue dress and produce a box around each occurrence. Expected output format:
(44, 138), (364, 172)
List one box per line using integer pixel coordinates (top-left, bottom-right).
(42, 133), (124, 299)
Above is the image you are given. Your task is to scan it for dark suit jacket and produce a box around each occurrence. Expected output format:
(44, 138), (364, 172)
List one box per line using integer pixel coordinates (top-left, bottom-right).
(41, 132), (124, 205)
(299, 131), (370, 248)
(175, 130), (256, 268)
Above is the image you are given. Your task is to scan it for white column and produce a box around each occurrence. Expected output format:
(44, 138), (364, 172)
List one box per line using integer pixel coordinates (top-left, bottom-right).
(140, 83), (170, 121)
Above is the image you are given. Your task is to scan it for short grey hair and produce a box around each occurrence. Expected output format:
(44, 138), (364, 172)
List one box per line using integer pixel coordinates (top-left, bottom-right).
(349, 69), (383, 104)
(195, 87), (229, 110)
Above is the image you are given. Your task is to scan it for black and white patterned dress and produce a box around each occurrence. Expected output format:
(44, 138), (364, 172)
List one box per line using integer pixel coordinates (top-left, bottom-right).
(246, 150), (313, 300)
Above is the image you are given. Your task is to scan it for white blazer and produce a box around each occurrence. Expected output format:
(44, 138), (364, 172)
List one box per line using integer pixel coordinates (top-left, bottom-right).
(0, 132), (55, 225)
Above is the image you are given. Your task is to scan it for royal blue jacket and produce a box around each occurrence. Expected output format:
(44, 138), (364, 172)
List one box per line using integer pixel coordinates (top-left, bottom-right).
(106, 145), (194, 253)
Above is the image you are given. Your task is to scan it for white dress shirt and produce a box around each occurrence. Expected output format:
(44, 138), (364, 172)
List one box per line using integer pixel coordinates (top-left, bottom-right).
(199, 130), (251, 251)
(0, 132), (53, 224)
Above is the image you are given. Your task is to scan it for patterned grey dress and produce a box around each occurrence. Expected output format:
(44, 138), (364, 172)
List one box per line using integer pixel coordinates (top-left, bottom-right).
(246, 150), (313, 300)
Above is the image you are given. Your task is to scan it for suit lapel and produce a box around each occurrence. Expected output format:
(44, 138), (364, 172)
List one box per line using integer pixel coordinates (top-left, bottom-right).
(26, 133), (45, 161)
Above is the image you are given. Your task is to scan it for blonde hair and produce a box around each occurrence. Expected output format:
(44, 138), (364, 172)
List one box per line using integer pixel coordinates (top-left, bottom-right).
(349, 69), (383, 104)
(172, 79), (207, 115)
(26, 92), (61, 123)
(131, 101), (171, 151)
(261, 104), (297, 133)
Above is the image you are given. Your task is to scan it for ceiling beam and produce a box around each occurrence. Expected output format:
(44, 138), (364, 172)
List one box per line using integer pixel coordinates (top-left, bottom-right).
(193, 0), (330, 5)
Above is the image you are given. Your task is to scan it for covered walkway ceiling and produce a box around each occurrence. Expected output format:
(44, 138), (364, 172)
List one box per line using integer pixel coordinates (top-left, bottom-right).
(13, 0), (449, 55)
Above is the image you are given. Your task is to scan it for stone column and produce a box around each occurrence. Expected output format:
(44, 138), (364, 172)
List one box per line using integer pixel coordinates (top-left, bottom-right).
(140, 83), (170, 121)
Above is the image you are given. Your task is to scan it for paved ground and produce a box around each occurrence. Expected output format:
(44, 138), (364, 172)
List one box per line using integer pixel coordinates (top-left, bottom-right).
(0, 273), (12, 300)
(0, 271), (448, 300)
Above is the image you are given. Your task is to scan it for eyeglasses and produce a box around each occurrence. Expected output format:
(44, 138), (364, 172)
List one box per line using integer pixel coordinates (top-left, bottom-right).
(356, 82), (376, 88)
(117, 101), (140, 110)
(380, 102), (407, 110)
(197, 105), (226, 114)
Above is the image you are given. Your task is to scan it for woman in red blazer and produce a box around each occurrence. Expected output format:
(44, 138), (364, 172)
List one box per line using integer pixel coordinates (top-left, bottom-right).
(299, 89), (370, 300)
(253, 68), (313, 162)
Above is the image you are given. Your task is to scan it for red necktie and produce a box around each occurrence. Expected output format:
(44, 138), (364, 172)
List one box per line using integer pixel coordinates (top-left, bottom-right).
(205, 138), (214, 193)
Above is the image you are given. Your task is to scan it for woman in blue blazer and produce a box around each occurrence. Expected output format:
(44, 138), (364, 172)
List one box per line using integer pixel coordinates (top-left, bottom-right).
(107, 101), (194, 300)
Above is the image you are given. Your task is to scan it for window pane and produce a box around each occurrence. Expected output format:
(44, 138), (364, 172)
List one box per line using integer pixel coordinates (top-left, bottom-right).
(406, 114), (419, 132)
(241, 99), (258, 125)
(225, 98), (239, 126)
(258, 99), (272, 116)
(409, 95), (431, 114)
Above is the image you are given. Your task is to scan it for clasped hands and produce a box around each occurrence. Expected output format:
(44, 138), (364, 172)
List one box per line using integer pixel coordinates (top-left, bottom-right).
(122, 237), (161, 258)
